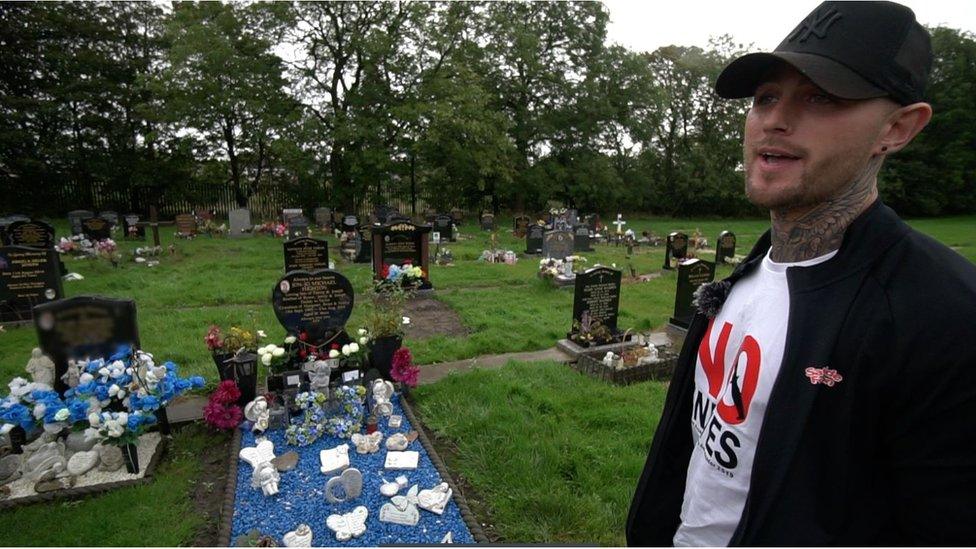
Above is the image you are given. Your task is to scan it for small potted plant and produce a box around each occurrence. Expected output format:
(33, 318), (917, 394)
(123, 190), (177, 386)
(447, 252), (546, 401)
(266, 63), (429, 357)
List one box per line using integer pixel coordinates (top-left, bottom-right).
(363, 284), (411, 380)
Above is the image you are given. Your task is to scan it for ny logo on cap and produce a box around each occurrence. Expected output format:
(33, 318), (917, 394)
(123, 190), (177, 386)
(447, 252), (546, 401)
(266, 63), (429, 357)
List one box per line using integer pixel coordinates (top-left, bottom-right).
(789, 6), (842, 43)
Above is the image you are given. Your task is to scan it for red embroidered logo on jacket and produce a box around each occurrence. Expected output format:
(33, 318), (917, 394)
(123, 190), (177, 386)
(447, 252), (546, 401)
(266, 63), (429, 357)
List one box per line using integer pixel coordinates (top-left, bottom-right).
(804, 366), (843, 387)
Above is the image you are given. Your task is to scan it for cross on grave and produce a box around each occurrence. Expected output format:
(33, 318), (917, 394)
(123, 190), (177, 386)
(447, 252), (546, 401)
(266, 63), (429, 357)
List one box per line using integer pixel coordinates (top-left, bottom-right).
(136, 206), (175, 248)
(612, 215), (626, 235)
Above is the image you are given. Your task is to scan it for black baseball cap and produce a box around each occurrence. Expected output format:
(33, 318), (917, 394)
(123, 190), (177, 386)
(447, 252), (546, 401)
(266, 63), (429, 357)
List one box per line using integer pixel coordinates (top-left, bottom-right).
(716, 1), (932, 105)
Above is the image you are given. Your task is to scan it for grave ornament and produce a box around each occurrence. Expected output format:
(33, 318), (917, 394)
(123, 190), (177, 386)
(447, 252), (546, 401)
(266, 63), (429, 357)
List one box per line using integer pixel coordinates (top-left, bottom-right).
(326, 506), (368, 542)
(25, 348), (55, 386)
(283, 524), (313, 548)
(418, 482), (453, 515)
(325, 467), (364, 503)
(379, 485), (420, 526)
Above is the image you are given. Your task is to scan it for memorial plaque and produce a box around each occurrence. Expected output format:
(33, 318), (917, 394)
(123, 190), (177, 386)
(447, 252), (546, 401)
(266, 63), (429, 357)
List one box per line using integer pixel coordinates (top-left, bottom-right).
(272, 270), (354, 343)
(670, 259), (716, 329)
(282, 208), (304, 225)
(284, 237), (329, 273)
(81, 217), (112, 241)
(572, 266), (622, 335)
(480, 213), (495, 231)
(525, 224), (544, 254)
(67, 210), (94, 236)
(34, 296), (138, 395)
(513, 215), (531, 238)
(4, 220), (55, 249)
(175, 214), (197, 237)
(228, 208), (252, 239)
(371, 221), (432, 290)
(1, 246), (63, 325)
(542, 230), (573, 260)
(433, 215), (454, 242)
(716, 230), (736, 265)
(573, 225), (593, 252)
(122, 214), (145, 240)
(664, 231), (689, 270)
(287, 217), (309, 239)
(314, 207), (332, 230)
(342, 215), (359, 233)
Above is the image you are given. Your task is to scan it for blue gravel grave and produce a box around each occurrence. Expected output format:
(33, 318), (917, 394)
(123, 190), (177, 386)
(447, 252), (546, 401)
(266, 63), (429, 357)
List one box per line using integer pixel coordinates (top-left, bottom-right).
(231, 394), (476, 546)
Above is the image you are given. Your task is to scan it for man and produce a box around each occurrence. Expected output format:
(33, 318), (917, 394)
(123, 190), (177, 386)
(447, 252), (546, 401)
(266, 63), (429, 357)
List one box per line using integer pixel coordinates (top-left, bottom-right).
(627, 2), (976, 545)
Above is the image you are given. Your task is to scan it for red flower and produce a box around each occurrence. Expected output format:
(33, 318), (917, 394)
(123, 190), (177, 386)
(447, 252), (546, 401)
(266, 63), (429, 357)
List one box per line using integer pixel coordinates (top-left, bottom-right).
(203, 401), (243, 430)
(298, 349), (307, 359)
(299, 331), (308, 342)
(211, 380), (241, 405)
(391, 346), (420, 388)
(381, 263), (390, 279)
(331, 343), (340, 350)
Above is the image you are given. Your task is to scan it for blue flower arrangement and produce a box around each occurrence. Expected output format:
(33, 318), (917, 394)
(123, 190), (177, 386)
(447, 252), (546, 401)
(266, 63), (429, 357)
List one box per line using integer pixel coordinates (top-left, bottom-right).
(284, 386), (367, 447)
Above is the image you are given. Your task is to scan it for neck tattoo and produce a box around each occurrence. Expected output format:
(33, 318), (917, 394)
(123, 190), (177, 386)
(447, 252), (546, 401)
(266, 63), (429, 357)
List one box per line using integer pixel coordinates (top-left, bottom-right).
(769, 156), (882, 263)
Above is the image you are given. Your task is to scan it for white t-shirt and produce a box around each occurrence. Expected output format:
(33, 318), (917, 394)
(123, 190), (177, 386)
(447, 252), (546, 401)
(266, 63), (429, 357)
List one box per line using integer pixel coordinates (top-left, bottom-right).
(673, 248), (837, 547)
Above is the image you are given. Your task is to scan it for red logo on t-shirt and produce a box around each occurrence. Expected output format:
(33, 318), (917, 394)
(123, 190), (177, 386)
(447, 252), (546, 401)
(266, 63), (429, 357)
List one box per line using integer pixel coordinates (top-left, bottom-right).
(699, 319), (763, 424)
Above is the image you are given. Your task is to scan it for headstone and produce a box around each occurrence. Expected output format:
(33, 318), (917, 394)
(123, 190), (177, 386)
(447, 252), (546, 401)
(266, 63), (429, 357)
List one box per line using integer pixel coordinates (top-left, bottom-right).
(0, 246), (64, 325)
(354, 226), (372, 263)
(4, 220), (55, 249)
(314, 208), (332, 230)
(98, 211), (119, 227)
(287, 217), (310, 239)
(81, 217), (112, 241)
(716, 231), (736, 265)
(371, 221), (433, 290)
(571, 266), (622, 336)
(663, 232), (688, 270)
(450, 208), (463, 225)
(433, 215), (454, 243)
(573, 225), (593, 253)
(284, 237), (329, 273)
(670, 259), (716, 329)
(33, 296), (138, 395)
(67, 210), (94, 236)
(122, 214), (145, 240)
(228, 208), (252, 239)
(272, 270), (354, 343)
(525, 224), (544, 254)
(175, 214), (197, 238)
(480, 213), (495, 231)
(282, 209), (304, 226)
(342, 215), (359, 233)
(542, 230), (573, 260)
(513, 215), (531, 238)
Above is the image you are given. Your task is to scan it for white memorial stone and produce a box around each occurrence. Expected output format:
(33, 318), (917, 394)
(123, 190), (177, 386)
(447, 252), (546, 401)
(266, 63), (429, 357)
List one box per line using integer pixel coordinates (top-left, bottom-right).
(388, 415), (402, 429)
(325, 467), (363, 503)
(326, 506), (368, 542)
(385, 433), (409, 451)
(380, 475), (409, 497)
(384, 450), (419, 470)
(417, 482), (453, 515)
(379, 485), (420, 526)
(320, 444), (350, 475)
(283, 524), (312, 547)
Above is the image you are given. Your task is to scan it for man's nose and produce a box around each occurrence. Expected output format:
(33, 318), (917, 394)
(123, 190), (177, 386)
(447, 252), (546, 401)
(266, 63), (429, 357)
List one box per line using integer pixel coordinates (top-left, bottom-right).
(762, 98), (794, 135)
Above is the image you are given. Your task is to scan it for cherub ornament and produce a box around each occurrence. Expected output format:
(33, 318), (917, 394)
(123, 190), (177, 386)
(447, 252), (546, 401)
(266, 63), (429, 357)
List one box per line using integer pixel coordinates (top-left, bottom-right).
(252, 461), (280, 496)
(24, 348), (55, 386)
(371, 379), (395, 417)
(244, 396), (271, 434)
(307, 360), (332, 394)
(326, 506), (368, 542)
(351, 432), (383, 454)
(417, 482), (453, 515)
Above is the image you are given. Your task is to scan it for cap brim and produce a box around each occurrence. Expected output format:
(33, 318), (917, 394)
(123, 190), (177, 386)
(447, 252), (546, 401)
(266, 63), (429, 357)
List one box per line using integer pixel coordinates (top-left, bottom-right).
(715, 51), (888, 100)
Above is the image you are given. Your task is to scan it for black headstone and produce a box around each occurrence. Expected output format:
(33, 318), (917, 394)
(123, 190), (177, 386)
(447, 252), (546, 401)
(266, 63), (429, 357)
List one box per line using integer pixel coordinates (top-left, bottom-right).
(34, 296), (138, 395)
(433, 215), (454, 243)
(716, 231), (736, 265)
(67, 210), (95, 236)
(670, 259), (716, 328)
(354, 225), (372, 263)
(81, 217), (113, 241)
(0, 246), (64, 324)
(371, 221), (432, 290)
(4, 220), (55, 249)
(543, 230), (574, 260)
(513, 215), (531, 238)
(122, 214), (146, 240)
(272, 269), (354, 343)
(287, 217), (309, 239)
(283, 237), (329, 273)
(314, 207), (332, 230)
(573, 225), (593, 252)
(480, 213), (495, 231)
(98, 211), (119, 227)
(664, 231), (689, 270)
(572, 266), (622, 335)
(525, 224), (544, 254)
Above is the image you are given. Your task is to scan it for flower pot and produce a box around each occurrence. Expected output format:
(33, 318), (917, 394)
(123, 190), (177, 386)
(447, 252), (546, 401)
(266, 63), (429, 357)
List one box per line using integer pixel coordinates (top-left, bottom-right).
(8, 426), (26, 454)
(122, 443), (140, 474)
(370, 335), (403, 381)
(212, 352), (235, 381)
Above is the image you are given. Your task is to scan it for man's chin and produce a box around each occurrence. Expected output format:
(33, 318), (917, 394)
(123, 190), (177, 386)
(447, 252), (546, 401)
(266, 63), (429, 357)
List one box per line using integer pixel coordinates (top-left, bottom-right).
(745, 180), (808, 212)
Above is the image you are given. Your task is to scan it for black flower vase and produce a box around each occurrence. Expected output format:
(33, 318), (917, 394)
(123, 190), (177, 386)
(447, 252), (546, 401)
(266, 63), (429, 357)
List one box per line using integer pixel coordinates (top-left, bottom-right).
(370, 335), (403, 381)
(212, 352), (235, 381)
(8, 426), (26, 454)
(122, 443), (140, 474)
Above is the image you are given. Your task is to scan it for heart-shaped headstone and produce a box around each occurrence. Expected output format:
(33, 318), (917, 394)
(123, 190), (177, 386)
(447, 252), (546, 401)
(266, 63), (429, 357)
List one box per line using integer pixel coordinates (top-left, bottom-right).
(272, 270), (354, 343)
(239, 439), (276, 470)
(325, 467), (363, 503)
(283, 524), (312, 547)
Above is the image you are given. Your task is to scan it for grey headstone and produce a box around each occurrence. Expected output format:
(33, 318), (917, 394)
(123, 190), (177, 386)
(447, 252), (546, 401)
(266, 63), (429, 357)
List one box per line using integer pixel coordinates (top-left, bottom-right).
(543, 230), (573, 260)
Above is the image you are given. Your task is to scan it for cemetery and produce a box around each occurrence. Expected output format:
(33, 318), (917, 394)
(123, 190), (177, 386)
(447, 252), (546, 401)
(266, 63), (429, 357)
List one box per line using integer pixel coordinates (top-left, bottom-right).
(2, 1), (975, 546)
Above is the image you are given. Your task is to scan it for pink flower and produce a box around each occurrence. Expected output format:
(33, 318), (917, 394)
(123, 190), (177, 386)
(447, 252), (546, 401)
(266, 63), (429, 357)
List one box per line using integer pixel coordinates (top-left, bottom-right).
(391, 347), (420, 388)
(211, 380), (241, 405)
(205, 325), (223, 351)
(203, 401), (242, 430)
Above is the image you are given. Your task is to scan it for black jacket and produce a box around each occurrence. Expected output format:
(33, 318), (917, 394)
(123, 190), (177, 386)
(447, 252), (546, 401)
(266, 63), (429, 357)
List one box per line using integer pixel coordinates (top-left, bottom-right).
(627, 200), (976, 546)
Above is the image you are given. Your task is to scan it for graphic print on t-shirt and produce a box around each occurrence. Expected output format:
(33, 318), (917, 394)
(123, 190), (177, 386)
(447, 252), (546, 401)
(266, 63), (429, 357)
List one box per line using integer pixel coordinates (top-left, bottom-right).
(693, 318), (763, 476)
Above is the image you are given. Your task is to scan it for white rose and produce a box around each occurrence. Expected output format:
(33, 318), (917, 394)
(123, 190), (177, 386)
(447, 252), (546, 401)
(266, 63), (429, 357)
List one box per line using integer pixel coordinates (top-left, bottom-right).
(80, 373), (94, 384)
(261, 354), (272, 366)
(107, 423), (124, 438)
(349, 343), (359, 354)
(359, 337), (368, 345)
(272, 348), (285, 358)
(117, 412), (128, 424)
(284, 336), (297, 344)
(88, 413), (101, 426)
(54, 408), (70, 422)
(341, 344), (351, 356)
(357, 328), (367, 336)
(329, 349), (340, 359)
(257, 345), (269, 355)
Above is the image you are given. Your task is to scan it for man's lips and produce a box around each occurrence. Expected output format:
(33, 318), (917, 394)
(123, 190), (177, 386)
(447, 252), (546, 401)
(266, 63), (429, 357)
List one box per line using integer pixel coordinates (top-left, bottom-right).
(754, 146), (803, 170)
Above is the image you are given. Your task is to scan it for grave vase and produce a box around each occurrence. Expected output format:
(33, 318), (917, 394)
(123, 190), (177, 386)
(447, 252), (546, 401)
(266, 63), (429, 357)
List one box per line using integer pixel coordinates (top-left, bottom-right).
(212, 352), (235, 381)
(370, 335), (403, 381)
(122, 442), (140, 474)
(8, 426), (27, 454)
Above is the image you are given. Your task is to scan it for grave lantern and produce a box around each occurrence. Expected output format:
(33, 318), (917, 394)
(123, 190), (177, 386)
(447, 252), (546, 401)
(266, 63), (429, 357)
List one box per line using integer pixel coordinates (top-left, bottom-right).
(224, 350), (259, 407)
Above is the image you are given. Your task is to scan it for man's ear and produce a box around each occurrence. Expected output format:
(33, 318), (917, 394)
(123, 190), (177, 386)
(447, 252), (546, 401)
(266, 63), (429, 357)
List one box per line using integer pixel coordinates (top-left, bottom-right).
(877, 102), (932, 155)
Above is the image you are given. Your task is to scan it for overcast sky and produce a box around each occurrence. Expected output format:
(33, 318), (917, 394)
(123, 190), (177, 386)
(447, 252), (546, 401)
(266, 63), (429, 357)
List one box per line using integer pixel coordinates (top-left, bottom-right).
(602, 0), (976, 53)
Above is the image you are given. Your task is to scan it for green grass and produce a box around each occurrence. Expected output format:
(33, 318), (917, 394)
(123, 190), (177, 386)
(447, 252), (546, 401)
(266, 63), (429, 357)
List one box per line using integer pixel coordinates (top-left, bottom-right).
(413, 360), (669, 546)
(0, 213), (973, 545)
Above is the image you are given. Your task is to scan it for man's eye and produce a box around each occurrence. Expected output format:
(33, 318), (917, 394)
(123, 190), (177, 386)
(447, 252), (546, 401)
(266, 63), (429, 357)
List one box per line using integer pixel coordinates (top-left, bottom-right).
(754, 93), (777, 106)
(809, 93), (834, 104)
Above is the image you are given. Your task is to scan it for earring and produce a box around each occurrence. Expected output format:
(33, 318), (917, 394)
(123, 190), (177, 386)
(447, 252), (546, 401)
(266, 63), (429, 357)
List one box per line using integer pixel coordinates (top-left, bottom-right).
(881, 146), (888, 152)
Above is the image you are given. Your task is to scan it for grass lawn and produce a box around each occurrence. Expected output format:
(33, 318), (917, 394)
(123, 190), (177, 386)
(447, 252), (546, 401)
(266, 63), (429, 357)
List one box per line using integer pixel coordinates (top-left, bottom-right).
(0, 212), (972, 545)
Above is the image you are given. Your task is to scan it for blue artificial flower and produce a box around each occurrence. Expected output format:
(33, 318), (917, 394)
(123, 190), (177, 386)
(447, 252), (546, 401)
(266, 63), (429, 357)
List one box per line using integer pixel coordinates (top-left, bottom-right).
(189, 376), (205, 389)
(67, 399), (89, 423)
(109, 345), (132, 362)
(95, 385), (110, 402)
